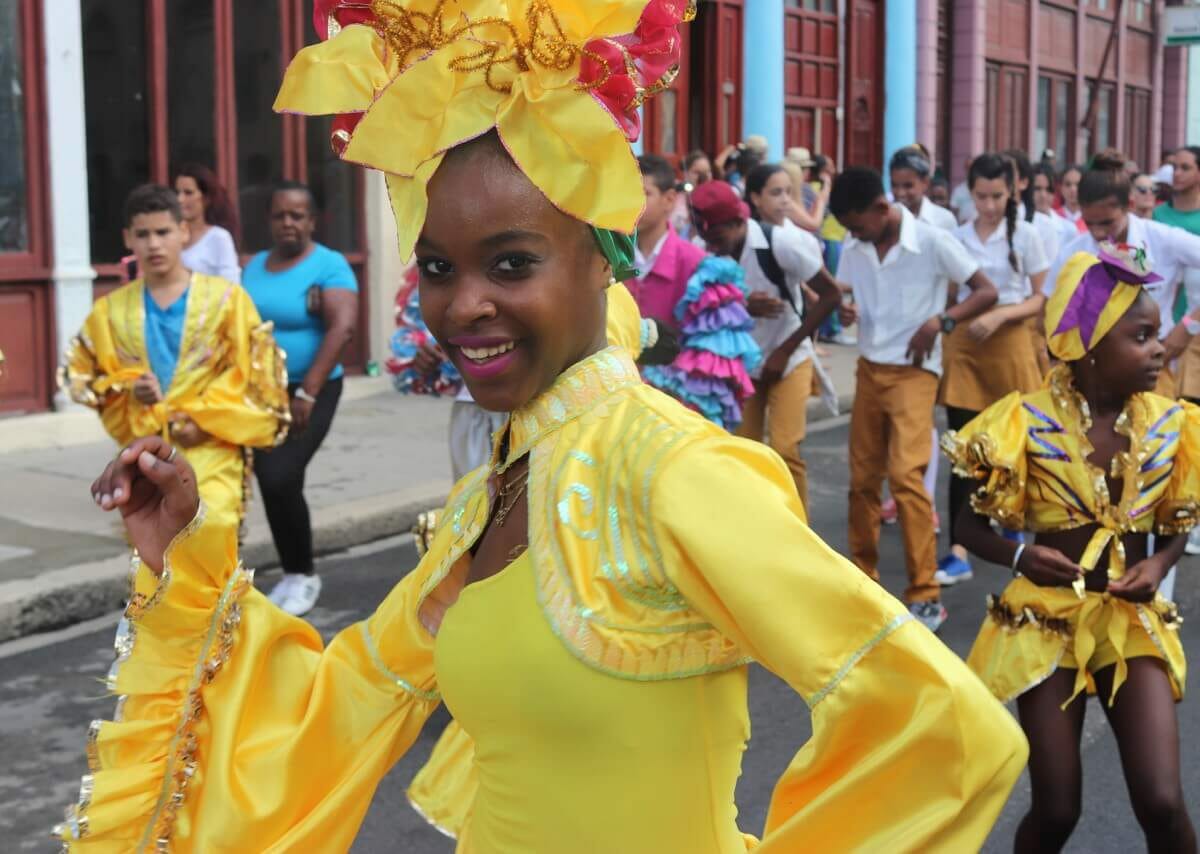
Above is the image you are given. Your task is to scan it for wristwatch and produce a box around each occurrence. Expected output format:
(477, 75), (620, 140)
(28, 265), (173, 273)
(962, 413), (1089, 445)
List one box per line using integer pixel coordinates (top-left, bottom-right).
(294, 387), (318, 404)
(1183, 315), (1200, 337)
(939, 314), (957, 334)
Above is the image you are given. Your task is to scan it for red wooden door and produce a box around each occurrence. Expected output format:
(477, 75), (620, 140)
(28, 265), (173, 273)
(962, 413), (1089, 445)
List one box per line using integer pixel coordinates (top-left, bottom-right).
(642, 18), (691, 165)
(845, 0), (883, 169)
(689, 0), (743, 157)
(784, 0), (840, 158)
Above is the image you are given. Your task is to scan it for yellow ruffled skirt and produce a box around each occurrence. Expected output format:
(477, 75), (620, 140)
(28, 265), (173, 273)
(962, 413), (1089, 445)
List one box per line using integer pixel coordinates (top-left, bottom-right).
(967, 576), (1186, 706)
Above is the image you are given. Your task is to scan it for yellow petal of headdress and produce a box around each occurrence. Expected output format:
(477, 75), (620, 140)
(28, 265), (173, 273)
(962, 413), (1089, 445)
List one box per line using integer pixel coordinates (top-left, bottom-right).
(1044, 244), (1162, 362)
(275, 0), (695, 259)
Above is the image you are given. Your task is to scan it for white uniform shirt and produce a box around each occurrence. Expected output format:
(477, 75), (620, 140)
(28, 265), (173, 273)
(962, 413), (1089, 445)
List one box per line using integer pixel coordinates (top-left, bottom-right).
(954, 218), (1049, 306)
(1030, 210), (1076, 266)
(840, 205), (980, 376)
(917, 197), (958, 232)
(180, 225), (241, 284)
(739, 218), (824, 379)
(1047, 213), (1200, 338)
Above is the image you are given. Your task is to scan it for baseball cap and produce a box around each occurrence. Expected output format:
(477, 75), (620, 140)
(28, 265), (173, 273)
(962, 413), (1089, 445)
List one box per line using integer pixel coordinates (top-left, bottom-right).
(689, 180), (750, 233)
(1153, 164), (1175, 185)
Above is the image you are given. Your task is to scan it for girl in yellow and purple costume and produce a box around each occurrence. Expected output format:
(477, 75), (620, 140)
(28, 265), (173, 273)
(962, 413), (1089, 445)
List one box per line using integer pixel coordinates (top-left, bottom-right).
(944, 245), (1197, 851)
(55, 1), (1027, 851)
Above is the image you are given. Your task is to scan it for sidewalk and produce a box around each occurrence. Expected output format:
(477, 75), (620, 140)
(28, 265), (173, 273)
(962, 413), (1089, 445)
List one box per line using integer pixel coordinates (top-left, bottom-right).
(0, 343), (860, 641)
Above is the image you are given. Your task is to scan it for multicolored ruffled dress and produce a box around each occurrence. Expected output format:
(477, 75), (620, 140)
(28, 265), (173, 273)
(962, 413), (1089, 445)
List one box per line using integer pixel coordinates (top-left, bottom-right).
(387, 270), (464, 397)
(642, 256), (761, 430)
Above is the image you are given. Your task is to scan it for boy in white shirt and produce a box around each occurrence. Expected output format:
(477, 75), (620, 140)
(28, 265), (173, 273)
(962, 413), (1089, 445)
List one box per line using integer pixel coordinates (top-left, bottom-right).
(830, 168), (998, 632)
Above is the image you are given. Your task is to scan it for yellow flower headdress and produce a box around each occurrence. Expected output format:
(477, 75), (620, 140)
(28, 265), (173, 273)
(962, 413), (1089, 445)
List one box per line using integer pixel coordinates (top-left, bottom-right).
(274, 0), (695, 264)
(1045, 244), (1162, 362)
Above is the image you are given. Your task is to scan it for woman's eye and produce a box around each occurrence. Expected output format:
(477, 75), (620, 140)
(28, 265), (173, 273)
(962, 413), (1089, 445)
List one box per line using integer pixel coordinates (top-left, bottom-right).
(495, 254), (536, 273)
(418, 258), (452, 277)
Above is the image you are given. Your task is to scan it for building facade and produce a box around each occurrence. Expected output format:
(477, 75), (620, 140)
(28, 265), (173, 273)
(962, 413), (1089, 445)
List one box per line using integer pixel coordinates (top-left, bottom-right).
(0, 0), (1194, 414)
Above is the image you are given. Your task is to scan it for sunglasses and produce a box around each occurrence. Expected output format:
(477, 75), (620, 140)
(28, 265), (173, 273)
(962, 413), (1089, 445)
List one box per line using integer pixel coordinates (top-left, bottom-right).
(1133, 185), (1155, 193)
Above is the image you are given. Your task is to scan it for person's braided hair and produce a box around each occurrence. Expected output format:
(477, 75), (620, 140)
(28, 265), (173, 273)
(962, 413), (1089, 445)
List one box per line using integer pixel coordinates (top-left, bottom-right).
(969, 153), (1020, 272)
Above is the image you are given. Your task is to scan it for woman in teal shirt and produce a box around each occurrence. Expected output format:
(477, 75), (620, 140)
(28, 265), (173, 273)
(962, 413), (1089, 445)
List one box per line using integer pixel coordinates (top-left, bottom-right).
(243, 181), (359, 617)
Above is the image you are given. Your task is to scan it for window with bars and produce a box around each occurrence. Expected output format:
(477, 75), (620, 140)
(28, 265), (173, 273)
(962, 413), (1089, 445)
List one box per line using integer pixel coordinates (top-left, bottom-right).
(1035, 75), (1074, 169)
(0, 0), (30, 255)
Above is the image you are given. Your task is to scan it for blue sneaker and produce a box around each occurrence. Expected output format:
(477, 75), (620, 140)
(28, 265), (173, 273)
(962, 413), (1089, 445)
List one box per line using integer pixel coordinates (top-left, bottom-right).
(1000, 528), (1025, 544)
(934, 553), (974, 586)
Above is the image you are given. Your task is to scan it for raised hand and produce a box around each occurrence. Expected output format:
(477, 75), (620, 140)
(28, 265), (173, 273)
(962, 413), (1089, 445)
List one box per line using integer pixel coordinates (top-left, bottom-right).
(91, 437), (200, 575)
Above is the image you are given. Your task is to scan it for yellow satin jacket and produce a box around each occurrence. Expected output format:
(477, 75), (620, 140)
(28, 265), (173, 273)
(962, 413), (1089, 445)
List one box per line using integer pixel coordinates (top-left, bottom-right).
(60, 275), (289, 526)
(57, 346), (1027, 852)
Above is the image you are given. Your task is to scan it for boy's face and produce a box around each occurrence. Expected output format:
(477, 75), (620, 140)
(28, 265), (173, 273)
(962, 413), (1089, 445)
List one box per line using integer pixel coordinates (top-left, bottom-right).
(638, 176), (677, 234)
(124, 211), (188, 280)
(836, 197), (892, 243)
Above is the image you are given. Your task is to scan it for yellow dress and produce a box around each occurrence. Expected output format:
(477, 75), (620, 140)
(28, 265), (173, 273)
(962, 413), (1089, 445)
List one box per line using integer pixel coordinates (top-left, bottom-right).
(57, 347), (1027, 852)
(943, 364), (1195, 705)
(60, 275), (289, 528)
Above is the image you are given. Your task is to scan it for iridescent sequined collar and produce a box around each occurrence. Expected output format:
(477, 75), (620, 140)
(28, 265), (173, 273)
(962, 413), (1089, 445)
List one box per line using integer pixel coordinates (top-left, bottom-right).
(492, 346), (641, 473)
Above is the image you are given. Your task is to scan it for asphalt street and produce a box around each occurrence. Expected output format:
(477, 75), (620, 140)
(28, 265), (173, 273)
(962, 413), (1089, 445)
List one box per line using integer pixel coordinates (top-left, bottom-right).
(1, 416), (1196, 852)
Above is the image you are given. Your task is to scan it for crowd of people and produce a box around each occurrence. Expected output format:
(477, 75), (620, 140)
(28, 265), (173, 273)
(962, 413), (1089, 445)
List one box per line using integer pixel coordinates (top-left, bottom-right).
(46, 0), (1199, 848)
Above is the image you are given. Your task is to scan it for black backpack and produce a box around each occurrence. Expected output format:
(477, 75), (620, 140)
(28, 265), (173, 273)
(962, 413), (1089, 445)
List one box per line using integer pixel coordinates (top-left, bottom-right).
(756, 222), (804, 321)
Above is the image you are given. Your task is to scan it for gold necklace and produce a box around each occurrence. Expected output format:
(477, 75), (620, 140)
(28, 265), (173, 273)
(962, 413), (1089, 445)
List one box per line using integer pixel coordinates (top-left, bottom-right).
(493, 468), (529, 527)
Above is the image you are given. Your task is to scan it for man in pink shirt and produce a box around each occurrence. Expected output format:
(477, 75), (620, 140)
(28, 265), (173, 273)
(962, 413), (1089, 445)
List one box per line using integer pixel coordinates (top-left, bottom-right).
(631, 155), (706, 333)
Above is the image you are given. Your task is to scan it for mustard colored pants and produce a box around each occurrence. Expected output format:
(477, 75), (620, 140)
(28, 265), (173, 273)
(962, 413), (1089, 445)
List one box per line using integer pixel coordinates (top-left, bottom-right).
(737, 358), (814, 511)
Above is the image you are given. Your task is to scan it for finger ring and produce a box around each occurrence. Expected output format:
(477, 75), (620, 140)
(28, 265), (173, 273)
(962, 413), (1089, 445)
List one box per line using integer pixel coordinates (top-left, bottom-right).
(167, 446), (178, 463)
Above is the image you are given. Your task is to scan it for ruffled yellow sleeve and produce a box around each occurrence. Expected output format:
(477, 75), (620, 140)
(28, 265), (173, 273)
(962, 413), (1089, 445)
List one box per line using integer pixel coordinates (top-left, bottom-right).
(60, 303), (143, 447)
(181, 285), (290, 448)
(56, 511), (440, 851)
(941, 391), (1029, 529)
(654, 434), (1028, 852)
(1156, 400), (1200, 534)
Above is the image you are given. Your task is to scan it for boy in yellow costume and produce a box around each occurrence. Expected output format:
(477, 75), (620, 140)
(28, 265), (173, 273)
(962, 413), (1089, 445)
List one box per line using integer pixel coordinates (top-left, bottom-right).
(61, 184), (289, 530)
(944, 245), (1196, 851)
(56, 3), (1027, 851)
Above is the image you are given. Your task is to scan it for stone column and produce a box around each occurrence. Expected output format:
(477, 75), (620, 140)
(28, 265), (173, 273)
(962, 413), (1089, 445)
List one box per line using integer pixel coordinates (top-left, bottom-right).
(915, 0), (940, 161)
(950, 0), (986, 185)
(43, 0), (96, 410)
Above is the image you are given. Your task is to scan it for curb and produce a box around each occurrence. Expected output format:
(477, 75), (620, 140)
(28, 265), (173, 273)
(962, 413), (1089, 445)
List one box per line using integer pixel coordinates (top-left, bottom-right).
(0, 487), (448, 644)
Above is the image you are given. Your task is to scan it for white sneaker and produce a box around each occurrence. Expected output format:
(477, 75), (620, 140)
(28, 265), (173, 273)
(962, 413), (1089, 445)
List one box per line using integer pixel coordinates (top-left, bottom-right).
(1186, 528), (1200, 556)
(281, 574), (322, 617)
(266, 574), (298, 606)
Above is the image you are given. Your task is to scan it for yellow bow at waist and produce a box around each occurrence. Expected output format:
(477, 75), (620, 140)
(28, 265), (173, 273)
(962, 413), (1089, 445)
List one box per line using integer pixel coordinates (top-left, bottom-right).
(1063, 592), (1133, 708)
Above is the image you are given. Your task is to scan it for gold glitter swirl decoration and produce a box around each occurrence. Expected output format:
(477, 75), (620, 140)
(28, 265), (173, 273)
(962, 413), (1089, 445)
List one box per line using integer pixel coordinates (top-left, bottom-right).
(274, 0), (694, 260)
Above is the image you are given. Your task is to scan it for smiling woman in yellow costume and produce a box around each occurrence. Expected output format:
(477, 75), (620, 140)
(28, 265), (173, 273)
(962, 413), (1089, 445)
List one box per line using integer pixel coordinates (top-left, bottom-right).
(944, 245), (1197, 851)
(56, 1), (1026, 851)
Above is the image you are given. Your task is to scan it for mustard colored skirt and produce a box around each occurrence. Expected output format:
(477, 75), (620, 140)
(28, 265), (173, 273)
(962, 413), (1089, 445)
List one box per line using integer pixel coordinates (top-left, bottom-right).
(967, 576), (1186, 707)
(939, 319), (1043, 412)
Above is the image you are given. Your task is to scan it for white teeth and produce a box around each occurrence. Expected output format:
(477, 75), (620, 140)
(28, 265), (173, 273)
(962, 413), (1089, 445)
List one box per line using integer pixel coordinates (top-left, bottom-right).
(461, 341), (515, 361)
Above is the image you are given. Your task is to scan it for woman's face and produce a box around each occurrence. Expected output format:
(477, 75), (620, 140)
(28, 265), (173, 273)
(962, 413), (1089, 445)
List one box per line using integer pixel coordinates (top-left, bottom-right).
(971, 176), (1011, 226)
(1080, 197), (1129, 244)
(174, 176), (205, 223)
(1173, 150), (1199, 194)
(750, 170), (794, 226)
(1088, 292), (1164, 397)
(1130, 176), (1157, 215)
(890, 168), (929, 215)
(269, 190), (316, 255)
(1061, 168), (1082, 207)
(1032, 174), (1055, 213)
(686, 157), (712, 187)
(417, 141), (609, 414)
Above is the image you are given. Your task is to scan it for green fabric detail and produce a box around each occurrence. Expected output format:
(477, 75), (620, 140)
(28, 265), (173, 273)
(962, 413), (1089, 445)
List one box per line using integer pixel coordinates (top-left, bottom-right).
(591, 227), (639, 282)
